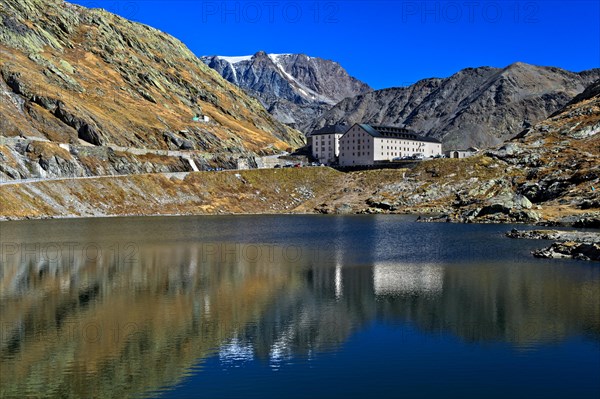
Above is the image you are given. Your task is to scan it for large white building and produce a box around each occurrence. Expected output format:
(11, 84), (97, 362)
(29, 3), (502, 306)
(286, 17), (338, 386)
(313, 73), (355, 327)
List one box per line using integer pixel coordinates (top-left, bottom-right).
(309, 125), (347, 165)
(338, 124), (442, 166)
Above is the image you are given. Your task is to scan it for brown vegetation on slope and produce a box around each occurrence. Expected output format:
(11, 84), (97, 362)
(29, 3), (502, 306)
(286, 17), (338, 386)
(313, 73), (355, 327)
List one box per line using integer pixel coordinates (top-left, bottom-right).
(0, 0), (304, 155)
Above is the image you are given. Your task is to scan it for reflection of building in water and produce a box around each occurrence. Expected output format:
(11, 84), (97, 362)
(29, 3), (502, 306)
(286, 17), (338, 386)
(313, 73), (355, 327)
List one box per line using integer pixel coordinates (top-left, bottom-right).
(335, 264), (343, 299)
(333, 244), (345, 299)
(373, 263), (444, 296)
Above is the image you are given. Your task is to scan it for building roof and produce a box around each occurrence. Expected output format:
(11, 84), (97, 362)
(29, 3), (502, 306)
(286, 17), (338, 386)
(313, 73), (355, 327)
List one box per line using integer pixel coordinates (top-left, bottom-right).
(446, 148), (478, 153)
(310, 124), (349, 136)
(358, 124), (441, 144)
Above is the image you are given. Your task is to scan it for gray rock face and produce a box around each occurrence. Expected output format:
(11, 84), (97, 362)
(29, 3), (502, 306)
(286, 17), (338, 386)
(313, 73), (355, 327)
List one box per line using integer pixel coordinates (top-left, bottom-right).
(476, 192), (539, 222)
(201, 52), (371, 129)
(0, 138), (246, 181)
(308, 63), (600, 149)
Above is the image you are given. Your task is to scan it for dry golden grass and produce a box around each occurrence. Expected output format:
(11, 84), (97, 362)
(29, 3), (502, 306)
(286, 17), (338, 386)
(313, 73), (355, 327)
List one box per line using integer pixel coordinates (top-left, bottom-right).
(0, 168), (343, 219)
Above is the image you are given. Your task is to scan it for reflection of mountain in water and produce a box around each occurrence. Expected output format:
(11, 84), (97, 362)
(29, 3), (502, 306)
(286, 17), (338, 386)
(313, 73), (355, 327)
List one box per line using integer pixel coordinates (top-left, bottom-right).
(0, 242), (303, 398)
(228, 261), (600, 364)
(376, 264), (600, 344)
(1, 235), (599, 397)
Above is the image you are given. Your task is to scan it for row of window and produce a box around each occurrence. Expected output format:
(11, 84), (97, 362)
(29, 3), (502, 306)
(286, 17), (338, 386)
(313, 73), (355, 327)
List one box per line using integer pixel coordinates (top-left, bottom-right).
(340, 152), (370, 157)
(379, 148), (424, 153)
(340, 148), (428, 159)
(384, 147), (414, 151)
(341, 146), (366, 151)
(339, 139), (424, 147)
(381, 139), (419, 145)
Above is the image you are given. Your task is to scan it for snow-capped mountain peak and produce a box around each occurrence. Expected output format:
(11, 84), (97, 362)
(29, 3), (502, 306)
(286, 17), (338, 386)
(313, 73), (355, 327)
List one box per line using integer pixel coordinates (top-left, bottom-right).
(201, 52), (371, 129)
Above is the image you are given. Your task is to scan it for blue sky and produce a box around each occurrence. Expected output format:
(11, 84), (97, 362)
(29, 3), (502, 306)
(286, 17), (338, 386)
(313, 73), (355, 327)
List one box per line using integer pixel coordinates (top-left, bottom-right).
(74, 0), (599, 89)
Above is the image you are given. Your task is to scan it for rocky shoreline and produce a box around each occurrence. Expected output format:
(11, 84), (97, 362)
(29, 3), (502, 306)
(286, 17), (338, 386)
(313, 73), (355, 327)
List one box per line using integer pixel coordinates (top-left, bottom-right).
(506, 228), (600, 261)
(1, 164), (598, 225)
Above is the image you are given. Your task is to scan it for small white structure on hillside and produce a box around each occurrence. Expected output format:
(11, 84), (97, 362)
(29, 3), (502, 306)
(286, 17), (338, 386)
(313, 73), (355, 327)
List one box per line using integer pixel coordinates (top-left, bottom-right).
(193, 114), (210, 123)
(309, 124), (347, 165)
(445, 147), (479, 158)
(338, 124), (442, 166)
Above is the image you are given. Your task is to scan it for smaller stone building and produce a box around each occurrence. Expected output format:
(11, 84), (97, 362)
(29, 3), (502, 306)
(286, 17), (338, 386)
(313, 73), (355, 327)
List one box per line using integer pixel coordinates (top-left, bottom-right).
(309, 125), (347, 165)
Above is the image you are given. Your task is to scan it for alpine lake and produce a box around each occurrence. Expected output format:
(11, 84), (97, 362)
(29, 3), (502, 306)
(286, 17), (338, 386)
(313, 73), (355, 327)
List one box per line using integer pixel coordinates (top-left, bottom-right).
(1, 215), (599, 399)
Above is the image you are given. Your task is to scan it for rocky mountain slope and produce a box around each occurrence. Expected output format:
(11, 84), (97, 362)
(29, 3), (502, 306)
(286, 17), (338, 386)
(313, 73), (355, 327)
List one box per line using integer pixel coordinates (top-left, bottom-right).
(3, 78), (598, 224)
(201, 52), (371, 129)
(308, 63), (600, 149)
(0, 0), (304, 173)
(349, 76), (600, 225)
(3, 76), (598, 225)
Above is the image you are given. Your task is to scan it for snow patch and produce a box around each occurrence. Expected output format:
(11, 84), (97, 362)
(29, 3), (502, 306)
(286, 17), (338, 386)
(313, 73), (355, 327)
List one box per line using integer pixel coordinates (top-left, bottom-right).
(268, 53), (292, 60)
(217, 55), (253, 64)
(267, 54), (334, 104)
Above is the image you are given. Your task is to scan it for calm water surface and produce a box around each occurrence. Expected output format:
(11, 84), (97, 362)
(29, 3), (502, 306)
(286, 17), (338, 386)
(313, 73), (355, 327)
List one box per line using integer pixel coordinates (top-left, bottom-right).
(1, 215), (599, 398)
